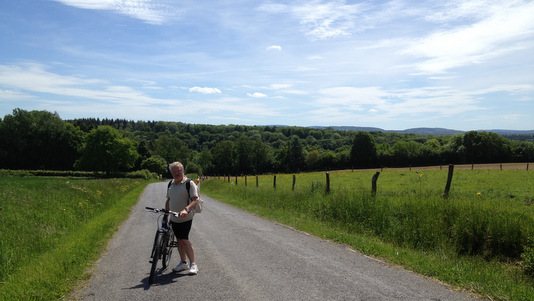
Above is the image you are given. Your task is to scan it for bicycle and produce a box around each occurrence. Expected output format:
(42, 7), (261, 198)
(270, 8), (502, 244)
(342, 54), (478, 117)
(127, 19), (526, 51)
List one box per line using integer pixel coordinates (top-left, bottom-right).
(145, 207), (179, 285)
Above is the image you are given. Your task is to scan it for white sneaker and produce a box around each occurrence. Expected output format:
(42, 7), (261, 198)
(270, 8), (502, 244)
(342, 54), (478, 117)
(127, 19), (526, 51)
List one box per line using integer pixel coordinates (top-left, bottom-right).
(189, 263), (198, 275)
(172, 261), (188, 272)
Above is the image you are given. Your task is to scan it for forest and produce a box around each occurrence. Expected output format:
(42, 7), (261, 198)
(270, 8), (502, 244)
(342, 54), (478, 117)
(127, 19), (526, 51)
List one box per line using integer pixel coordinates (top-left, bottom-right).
(1, 108), (533, 176)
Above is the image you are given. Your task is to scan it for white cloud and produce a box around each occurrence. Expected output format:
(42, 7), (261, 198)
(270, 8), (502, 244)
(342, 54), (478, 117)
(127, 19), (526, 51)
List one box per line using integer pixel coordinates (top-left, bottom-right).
(267, 45), (282, 51)
(258, 1), (364, 39)
(53, 0), (180, 25)
(0, 89), (33, 100)
(247, 92), (267, 98)
(0, 64), (170, 106)
(266, 84), (292, 90)
(405, 1), (534, 74)
(189, 87), (222, 94)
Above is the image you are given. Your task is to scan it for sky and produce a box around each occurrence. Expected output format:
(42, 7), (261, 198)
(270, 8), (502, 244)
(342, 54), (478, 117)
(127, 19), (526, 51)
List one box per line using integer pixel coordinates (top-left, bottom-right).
(1, 0), (533, 131)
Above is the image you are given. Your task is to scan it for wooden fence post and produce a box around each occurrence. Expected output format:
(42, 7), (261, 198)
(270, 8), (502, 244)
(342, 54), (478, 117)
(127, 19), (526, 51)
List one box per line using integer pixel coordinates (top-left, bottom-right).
(235, 175), (238, 185)
(372, 171), (380, 196)
(444, 164), (454, 198)
(273, 175), (277, 188)
(292, 175), (296, 191)
(326, 172), (330, 194)
(256, 175), (259, 187)
(245, 175), (247, 186)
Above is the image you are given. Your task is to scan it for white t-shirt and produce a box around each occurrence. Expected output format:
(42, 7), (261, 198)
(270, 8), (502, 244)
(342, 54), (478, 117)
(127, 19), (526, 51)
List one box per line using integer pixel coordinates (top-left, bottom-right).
(167, 178), (198, 223)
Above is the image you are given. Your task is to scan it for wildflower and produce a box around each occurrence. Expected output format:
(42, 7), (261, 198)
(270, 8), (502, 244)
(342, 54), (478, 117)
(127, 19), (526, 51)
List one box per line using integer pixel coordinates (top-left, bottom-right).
(477, 192), (481, 196)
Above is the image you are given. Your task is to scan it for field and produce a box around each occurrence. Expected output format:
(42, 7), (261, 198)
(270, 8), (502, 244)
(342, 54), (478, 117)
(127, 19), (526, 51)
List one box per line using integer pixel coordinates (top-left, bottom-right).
(201, 164), (534, 300)
(0, 177), (153, 300)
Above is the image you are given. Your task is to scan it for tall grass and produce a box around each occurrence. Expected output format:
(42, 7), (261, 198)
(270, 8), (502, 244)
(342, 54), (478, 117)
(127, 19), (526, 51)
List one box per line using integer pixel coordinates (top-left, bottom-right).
(203, 169), (534, 300)
(0, 177), (152, 300)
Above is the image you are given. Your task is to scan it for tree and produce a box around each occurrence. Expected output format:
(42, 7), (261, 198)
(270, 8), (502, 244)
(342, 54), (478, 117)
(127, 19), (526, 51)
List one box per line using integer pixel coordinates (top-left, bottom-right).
(75, 125), (139, 175)
(305, 149), (321, 171)
(286, 136), (306, 172)
(141, 156), (168, 175)
(0, 109), (83, 170)
(463, 131), (512, 163)
(211, 140), (236, 175)
(392, 140), (420, 166)
(198, 146), (213, 174)
(151, 135), (191, 166)
(250, 139), (273, 174)
(235, 136), (253, 174)
(350, 131), (377, 169)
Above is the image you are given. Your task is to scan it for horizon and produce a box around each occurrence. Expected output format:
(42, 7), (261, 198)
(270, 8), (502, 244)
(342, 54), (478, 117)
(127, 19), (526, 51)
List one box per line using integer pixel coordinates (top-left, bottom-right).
(1, 0), (534, 131)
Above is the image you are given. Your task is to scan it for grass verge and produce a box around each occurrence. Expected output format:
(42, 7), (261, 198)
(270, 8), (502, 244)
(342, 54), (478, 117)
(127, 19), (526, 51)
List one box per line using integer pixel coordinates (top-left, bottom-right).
(0, 177), (153, 300)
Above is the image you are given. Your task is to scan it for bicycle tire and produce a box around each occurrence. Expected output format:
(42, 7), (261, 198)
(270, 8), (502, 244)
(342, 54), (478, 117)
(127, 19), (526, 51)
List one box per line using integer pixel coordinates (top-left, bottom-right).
(149, 232), (164, 284)
(162, 230), (174, 269)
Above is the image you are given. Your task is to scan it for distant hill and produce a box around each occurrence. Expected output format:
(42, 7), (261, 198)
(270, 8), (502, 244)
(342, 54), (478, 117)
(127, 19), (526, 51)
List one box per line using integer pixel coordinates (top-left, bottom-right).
(309, 126), (463, 135)
(308, 126), (534, 136)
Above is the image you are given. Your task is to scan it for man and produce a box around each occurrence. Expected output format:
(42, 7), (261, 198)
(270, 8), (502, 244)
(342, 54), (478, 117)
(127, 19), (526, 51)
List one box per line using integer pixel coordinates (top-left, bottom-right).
(165, 161), (199, 275)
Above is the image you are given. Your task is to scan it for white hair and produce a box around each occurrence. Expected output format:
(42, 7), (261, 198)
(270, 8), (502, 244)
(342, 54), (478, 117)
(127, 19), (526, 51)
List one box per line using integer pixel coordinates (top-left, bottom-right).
(168, 161), (183, 172)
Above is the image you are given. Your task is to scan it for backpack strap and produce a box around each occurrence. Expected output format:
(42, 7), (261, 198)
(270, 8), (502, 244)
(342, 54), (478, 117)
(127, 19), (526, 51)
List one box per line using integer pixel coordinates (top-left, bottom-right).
(185, 178), (192, 202)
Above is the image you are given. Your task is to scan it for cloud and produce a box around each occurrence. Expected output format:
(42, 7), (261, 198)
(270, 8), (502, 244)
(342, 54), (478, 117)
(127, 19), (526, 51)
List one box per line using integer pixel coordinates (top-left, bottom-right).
(258, 1), (364, 39)
(189, 87), (222, 94)
(306, 84), (532, 125)
(52, 0), (180, 25)
(267, 45), (282, 51)
(0, 63), (170, 106)
(247, 92), (267, 98)
(405, 1), (534, 74)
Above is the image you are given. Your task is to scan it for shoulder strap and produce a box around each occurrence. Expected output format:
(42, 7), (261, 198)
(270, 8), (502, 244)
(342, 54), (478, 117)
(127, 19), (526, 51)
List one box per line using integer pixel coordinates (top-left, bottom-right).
(185, 178), (191, 199)
(168, 180), (173, 189)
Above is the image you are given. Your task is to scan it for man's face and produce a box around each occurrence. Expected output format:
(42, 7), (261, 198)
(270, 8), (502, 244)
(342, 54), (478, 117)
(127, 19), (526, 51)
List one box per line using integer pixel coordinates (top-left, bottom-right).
(171, 165), (184, 180)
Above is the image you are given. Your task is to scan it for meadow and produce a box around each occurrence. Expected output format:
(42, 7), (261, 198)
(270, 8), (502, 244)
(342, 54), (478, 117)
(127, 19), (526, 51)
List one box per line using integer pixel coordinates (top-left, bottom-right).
(201, 165), (534, 300)
(0, 177), (152, 300)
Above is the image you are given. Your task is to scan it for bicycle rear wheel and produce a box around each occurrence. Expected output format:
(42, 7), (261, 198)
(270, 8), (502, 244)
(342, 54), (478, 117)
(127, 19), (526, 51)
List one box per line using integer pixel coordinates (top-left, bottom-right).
(162, 230), (174, 269)
(149, 231), (164, 284)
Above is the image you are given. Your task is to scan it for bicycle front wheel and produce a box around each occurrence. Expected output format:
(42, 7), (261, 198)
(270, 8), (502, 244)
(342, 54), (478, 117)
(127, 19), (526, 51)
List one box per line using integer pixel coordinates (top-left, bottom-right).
(149, 231), (164, 285)
(162, 230), (174, 269)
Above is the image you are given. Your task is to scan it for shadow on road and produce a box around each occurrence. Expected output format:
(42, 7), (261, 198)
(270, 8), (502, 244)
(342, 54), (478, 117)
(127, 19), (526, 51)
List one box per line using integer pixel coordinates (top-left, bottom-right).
(126, 269), (194, 291)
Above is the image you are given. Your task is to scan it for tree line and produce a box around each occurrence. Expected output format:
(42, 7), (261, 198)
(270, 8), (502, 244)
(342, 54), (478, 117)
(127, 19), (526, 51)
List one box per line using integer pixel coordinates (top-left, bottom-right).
(1, 108), (533, 176)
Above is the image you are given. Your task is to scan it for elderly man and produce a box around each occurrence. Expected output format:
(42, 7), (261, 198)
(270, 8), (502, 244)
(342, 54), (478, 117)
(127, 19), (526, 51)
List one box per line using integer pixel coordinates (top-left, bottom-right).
(165, 161), (199, 275)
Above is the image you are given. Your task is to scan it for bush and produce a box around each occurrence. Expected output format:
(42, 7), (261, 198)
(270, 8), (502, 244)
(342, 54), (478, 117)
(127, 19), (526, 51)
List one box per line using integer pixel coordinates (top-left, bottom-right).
(140, 156), (167, 175)
(125, 169), (159, 180)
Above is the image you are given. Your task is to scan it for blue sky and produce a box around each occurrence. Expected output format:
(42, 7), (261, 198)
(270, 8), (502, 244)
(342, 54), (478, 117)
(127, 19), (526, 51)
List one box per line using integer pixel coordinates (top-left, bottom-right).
(1, 0), (533, 131)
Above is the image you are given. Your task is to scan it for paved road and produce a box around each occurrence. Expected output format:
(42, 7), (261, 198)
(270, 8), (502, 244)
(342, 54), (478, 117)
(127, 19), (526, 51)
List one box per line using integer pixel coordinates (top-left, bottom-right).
(73, 182), (479, 300)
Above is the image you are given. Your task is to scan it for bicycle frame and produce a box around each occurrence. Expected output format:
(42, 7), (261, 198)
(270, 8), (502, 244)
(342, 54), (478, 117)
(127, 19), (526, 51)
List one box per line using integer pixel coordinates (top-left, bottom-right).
(146, 207), (178, 284)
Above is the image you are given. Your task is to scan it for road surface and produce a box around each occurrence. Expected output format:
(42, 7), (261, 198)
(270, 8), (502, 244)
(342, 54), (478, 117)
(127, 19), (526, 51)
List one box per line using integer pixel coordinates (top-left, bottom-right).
(71, 182), (479, 300)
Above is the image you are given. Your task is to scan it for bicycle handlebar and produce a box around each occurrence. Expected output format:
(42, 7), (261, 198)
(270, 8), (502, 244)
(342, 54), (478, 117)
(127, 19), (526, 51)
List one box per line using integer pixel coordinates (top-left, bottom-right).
(145, 207), (179, 217)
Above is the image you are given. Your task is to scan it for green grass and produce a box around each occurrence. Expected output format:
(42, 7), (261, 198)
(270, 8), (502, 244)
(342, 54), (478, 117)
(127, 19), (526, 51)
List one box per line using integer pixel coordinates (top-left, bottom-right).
(203, 169), (534, 300)
(0, 177), (154, 300)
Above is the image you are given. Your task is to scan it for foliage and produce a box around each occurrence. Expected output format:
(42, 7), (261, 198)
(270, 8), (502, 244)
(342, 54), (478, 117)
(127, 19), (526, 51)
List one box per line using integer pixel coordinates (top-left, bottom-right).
(0, 109), (82, 170)
(140, 155), (168, 175)
(1, 109), (533, 175)
(75, 125), (139, 175)
(350, 131), (377, 168)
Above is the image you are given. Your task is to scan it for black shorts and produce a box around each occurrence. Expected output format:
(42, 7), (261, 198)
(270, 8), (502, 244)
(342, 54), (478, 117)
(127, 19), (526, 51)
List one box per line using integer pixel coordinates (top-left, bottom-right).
(171, 219), (193, 240)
